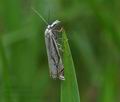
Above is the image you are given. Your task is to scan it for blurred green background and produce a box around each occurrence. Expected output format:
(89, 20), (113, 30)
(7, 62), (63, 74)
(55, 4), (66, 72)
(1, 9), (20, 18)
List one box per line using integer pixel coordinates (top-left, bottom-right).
(0, 0), (120, 102)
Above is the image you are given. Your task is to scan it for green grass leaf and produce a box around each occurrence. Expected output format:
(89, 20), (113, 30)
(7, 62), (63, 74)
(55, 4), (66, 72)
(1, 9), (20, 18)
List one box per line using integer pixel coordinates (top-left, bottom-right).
(0, 40), (13, 102)
(61, 31), (80, 102)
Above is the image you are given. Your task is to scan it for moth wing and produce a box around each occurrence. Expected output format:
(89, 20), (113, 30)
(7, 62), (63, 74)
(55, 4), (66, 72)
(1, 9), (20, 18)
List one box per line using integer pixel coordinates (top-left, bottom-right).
(45, 31), (58, 78)
(45, 30), (65, 80)
(51, 34), (65, 80)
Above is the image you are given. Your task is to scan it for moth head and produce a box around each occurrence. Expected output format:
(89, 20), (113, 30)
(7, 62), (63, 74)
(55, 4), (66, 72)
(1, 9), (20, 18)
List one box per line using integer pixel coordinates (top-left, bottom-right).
(51, 20), (61, 27)
(46, 20), (63, 33)
(51, 20), (62, 32)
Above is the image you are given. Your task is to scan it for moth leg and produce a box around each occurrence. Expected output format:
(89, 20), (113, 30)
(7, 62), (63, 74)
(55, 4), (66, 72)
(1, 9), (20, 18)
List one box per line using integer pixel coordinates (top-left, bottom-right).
(58, 44), (63, 52)
(56, 43), (63, 52)
(53, 27), (64, 33)
(59, 27), (64, 32)
(59, 47), (64, 52)
(56, 42), (60, 46)
(57, 43), (62, 48)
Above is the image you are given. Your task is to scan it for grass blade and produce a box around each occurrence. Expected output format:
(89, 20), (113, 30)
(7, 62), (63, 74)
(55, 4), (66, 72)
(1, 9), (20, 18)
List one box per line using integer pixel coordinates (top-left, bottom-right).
(61, 31), (80, 102)
(0, 40), (12, 102)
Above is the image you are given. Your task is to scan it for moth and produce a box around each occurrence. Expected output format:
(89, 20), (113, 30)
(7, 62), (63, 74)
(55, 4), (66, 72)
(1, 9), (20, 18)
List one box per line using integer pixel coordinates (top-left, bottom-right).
(32, 8), (65, 80)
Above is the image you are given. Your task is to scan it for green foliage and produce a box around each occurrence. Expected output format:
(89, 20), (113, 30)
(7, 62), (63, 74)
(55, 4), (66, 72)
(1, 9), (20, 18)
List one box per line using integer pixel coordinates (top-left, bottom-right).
(0, 0), (120, 102)
(61, 31), (80, 102)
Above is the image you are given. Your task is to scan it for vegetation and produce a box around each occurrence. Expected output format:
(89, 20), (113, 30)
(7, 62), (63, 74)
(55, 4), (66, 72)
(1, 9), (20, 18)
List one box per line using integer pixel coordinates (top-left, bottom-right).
(0, 0), (119, 102)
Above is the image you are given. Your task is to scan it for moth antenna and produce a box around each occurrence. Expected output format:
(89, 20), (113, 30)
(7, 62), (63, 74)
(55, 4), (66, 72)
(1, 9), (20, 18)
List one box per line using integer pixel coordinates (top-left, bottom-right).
(31, 7), (49, 25)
